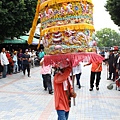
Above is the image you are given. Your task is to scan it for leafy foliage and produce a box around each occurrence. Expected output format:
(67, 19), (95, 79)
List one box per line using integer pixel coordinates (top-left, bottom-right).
(95, 28), (120, 47)
(105, 0), (120, 26)
(0, 0), (37, 40)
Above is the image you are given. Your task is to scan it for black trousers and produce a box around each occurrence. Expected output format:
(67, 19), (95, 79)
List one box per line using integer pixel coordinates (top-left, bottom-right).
(42, 74), (52, 91)
(7, 64), (12, 74)
(76, 73), (81, 87)
(18, 60), (23, 71)
(90, 71), (101, 88)
(23, 64), (30, 76)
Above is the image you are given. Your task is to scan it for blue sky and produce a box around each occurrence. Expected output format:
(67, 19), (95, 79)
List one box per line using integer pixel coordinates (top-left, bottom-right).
(92, 0), (119, 32)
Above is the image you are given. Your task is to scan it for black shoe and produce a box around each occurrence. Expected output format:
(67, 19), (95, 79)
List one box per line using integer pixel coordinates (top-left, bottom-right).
(78, 85), (81, 89)
(96, 87), (99, 91)
(89, 88), (93, 91)
(49, 91), (53, 94)
(13, 72), (17, 74)
(44, 88), (47, 91)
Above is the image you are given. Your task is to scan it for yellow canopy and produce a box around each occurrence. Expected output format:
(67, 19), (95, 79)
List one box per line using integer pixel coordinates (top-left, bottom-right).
(40, 0), (93, 11)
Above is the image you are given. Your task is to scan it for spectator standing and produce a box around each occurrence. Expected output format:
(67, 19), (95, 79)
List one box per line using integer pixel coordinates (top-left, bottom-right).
(31, 50), (36, 67)
(84, 60), (102, 91)
(107, 50), (115, 80)
(22, 49), (31, 77)
(13, 51), (19, 74)
(18, 49), (23, 72)
(28, 48), (32, 68)
(28, 48), (32, 57)
(0, 48), (9, 78)
(40, 58), (53, 94)
(75, 62), (82, 89)
(104, 50), (109, 65)
(38, 49), (45, 61)
(70, 62), (82, 89)
(36, 50), (39, 58)
(11, 49), (15, 57)
(100, 49), (105, 58)
(6, 51), (13, 75)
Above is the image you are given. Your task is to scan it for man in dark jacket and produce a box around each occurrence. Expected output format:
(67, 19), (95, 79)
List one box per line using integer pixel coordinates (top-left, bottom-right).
(107, 50), (115, 80)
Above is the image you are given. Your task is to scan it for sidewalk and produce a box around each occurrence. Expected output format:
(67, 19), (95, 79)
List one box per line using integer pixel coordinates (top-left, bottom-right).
(0, 64), (120, 120)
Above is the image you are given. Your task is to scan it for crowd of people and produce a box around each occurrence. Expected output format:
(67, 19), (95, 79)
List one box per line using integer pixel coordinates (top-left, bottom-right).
(99, 49), (120, 81)
(1, 47), (120, 119)
(0, 47), (45, 79)
(99, 48), (120, 91)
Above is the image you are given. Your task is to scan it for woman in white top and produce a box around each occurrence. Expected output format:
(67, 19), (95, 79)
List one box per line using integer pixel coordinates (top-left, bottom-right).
(71, 62), (82, 89)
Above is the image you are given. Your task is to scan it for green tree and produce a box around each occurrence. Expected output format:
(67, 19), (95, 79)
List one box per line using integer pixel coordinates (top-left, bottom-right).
(95, 28), (120, 47)
(105, 0), (120, 26)
(0, 0), (37, 41)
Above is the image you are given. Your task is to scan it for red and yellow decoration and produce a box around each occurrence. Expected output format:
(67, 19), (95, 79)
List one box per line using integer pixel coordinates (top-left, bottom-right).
(38, 0), (95, 54)
(28, 0), (97, 55)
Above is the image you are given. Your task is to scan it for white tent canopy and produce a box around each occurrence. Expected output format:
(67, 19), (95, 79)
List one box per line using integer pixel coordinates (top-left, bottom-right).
(20, 35), (41, 45)
(23, 23), (41, 45)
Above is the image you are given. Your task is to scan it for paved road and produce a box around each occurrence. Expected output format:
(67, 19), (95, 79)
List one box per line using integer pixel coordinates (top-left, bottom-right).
(0, 63), (120, 120)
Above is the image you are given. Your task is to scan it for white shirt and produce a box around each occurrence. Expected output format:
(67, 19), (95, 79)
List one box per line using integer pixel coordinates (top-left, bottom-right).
(105, 52), (109, 59)
(70, 62), (82, 76)
(31, 52), (36, 58)
(28, 52), (32, 57)
(0, 52), (9, 65)
(13, 55), (18, 65)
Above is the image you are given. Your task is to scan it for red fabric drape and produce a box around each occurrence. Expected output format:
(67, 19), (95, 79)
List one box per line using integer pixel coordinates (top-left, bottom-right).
(44, 52), (105, 67)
